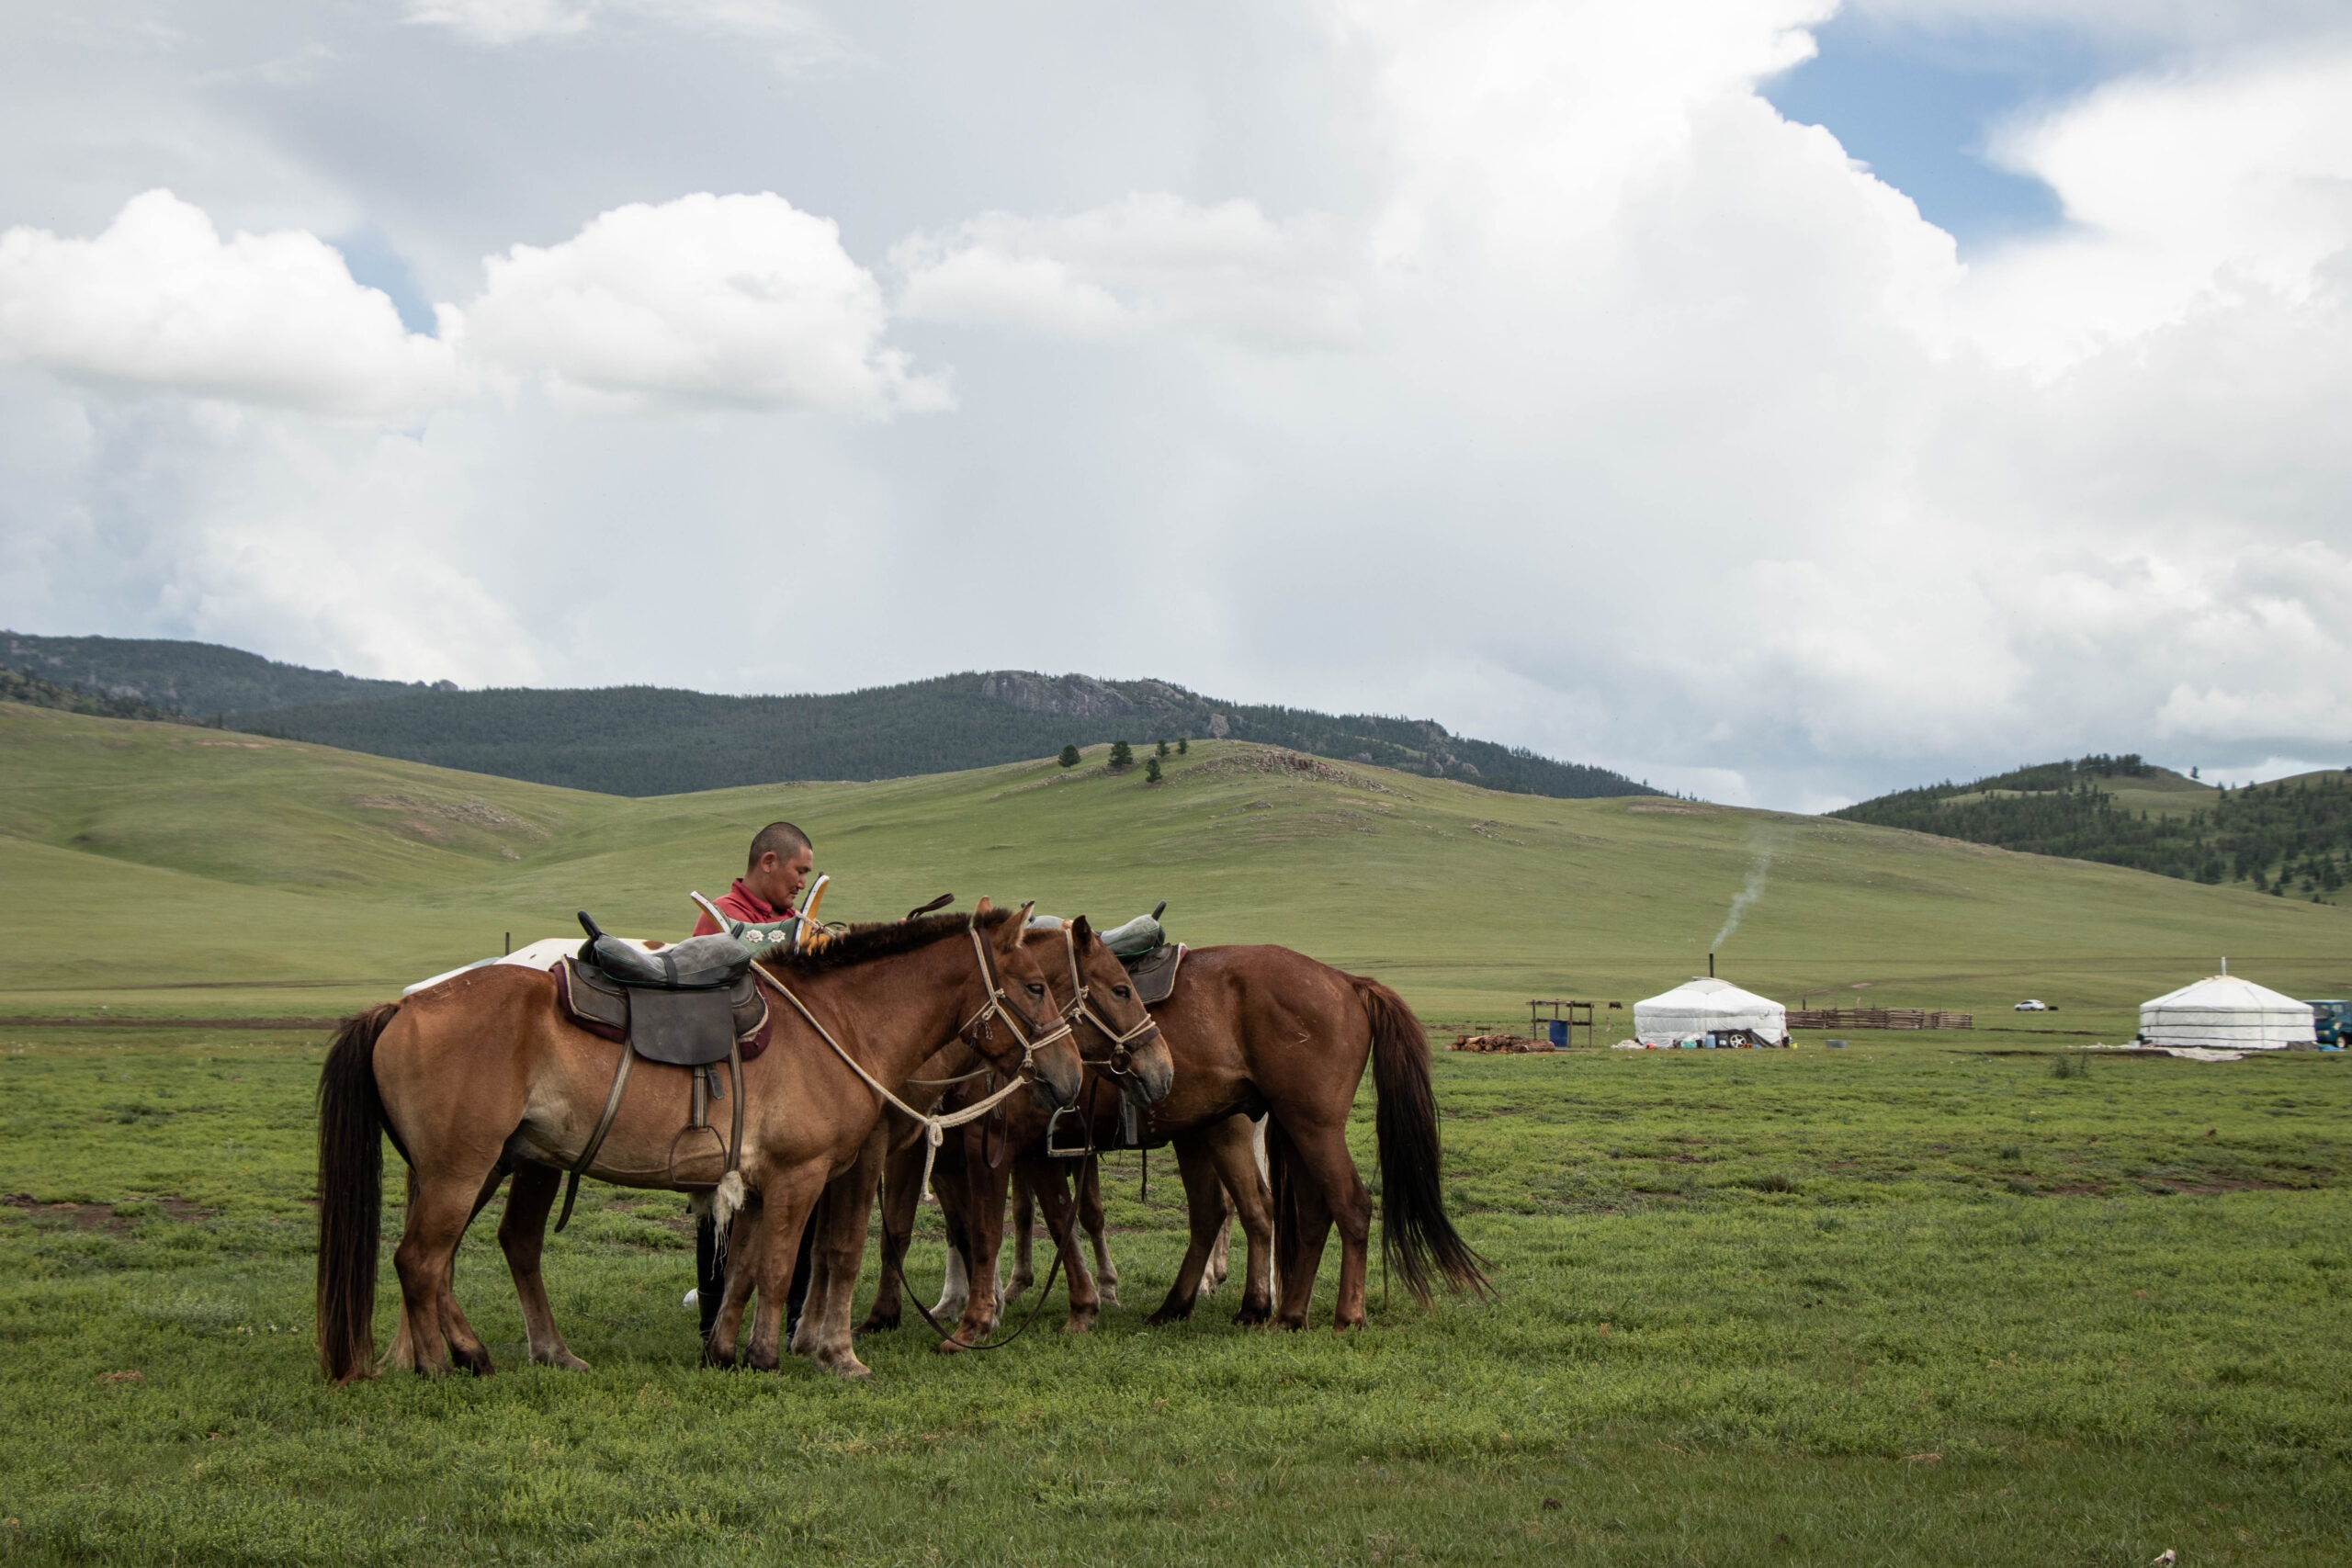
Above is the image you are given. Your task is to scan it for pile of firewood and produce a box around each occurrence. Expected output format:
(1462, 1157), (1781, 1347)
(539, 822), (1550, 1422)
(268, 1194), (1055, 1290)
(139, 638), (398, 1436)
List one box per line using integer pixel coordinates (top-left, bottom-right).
(1451, 1032), (1555, 1054)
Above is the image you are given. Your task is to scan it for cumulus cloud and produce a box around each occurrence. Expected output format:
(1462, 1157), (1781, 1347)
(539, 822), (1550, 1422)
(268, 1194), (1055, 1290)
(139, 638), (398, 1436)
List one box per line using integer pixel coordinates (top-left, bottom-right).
(0, 188), (944, 423)
(1955, 47), (2352, 373)
(466, 191), (945, 412)
(895, 194), (1360, 350)
(0, 190), (460, 422)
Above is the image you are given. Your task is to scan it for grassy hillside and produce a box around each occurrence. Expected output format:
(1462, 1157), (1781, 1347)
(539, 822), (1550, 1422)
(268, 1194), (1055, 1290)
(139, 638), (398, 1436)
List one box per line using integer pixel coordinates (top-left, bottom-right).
(1838, 753), (2352, 898)
(5, 702), (2346, 1030)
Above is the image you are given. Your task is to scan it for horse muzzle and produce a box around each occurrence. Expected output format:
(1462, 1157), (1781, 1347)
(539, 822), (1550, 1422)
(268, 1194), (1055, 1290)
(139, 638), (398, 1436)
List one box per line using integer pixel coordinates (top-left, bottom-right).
(1117, 1036), (1176, 1107)
(1026, 1052), (1083, 1111)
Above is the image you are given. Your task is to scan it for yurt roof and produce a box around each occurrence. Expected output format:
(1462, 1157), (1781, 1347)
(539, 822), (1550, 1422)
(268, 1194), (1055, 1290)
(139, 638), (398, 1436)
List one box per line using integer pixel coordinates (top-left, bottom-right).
(1635, 976), (1784, 1014)
(2142, 974), (2311, 1013)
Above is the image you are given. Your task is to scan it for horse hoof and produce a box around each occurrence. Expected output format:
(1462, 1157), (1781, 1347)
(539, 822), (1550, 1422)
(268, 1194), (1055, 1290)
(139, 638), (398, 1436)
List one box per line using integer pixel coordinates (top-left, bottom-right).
(1097, 1286), (1119, 1308)
(1232, 1304), (1269, 1327)
(1145, 1301), (1194, 1327)
(1061, 1313), (1097, 1335)
(535, 1349), (591, 1371)
(853, 1312), (899, 1337)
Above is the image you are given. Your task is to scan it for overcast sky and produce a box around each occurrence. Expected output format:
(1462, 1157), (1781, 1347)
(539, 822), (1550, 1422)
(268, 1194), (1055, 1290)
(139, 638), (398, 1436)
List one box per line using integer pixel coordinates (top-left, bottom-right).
(2, 1), (2347, 808)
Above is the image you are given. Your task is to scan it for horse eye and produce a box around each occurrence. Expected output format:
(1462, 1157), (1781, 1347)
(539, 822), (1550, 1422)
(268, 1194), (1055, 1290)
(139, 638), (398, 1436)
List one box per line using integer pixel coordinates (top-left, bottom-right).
(1027, 982), (1046, 997)
(1114, 986), (1131, 1000)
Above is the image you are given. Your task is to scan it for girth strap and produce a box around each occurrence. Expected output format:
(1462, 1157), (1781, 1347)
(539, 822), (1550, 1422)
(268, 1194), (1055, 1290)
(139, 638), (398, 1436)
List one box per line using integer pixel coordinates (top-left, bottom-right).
(555, 1037), (745, 1234)
(556, 1043), (634, 1233)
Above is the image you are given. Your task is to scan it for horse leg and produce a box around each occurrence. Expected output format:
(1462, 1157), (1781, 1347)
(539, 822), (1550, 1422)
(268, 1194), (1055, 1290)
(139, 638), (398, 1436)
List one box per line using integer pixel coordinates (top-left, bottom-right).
(795, 1168), (881, 1379)
(1004, 1167), (1036, 1303)
(1204, 1114), (1275, 1325)
(1146, 1130), (1230, 1325)
(744, 1169), (828, 1372)
(1266, 1117), (1331, 1330)
(1024, 1155), (1102, 1334)
(707, 1200), (762, 1366)
(1079, 1154), (1117, 1307)
(928, 1139), (976, 1322)
(1202, 1189), (1232, 1295)
(497, 1162), (588, 1370)
(391, 1163), (501, 1376)
(854, 1124), (924, 1335)
(1273, 1116), (1370, 1330)
(944, 1132), (1016, 1351)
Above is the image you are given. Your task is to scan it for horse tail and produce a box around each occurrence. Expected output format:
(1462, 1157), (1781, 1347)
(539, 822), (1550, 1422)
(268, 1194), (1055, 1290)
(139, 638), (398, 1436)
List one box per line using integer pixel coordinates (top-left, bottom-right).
(316, 1002), (400, 1383)
(1353, 976), (1493, 1304)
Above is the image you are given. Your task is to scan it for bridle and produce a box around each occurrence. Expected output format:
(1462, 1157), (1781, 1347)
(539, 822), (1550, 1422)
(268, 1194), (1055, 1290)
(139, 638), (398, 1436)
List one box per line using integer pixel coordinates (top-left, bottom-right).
(1056, 923), (1160, 1079)
(956, 914), (1076, 1072)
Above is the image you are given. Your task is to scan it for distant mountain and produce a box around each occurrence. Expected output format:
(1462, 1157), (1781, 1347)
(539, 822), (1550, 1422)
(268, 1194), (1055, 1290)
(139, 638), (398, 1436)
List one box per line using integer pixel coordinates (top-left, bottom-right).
(1, 633), (1656, 801)
(2, 631), (448, 715)
(1835, 753), (2351, 899)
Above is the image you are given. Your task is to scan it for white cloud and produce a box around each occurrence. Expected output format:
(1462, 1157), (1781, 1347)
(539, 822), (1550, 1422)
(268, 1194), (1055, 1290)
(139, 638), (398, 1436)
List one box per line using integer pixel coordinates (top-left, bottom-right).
(407, 0), (852, 64)
(0, 190), (460, 422)
(895, 194), (1360, 350)
(1954, 47), (2352, 373)
(465, 191), (945, 413)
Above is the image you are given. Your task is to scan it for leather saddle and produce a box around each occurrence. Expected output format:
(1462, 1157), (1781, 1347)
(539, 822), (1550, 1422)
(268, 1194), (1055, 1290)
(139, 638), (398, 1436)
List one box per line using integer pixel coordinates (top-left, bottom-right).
(1121, 942), (1186, 1008)
(550, 912), (771, 1231)
(558, 915), (770, 1066)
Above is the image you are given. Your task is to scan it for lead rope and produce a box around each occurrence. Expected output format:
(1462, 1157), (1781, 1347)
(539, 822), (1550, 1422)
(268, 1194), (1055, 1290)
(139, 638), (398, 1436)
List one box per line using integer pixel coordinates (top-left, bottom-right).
(750, 964), (1033, 1203)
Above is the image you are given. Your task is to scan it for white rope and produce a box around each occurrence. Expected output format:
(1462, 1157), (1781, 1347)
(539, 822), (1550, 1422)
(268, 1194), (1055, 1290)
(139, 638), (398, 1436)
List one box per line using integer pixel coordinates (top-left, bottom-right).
(750, 964), (1033, 1198)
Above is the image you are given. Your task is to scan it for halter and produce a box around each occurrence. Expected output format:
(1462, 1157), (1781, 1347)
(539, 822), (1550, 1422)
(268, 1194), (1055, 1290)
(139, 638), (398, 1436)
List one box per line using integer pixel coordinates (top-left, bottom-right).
(956, 913), (1076, 1069)
(1057, 922), (1160, 1077)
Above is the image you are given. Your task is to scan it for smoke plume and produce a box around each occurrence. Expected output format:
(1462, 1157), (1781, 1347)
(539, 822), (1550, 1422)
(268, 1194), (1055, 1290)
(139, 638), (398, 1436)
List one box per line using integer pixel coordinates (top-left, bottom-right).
(1712, 831), (1781, 952)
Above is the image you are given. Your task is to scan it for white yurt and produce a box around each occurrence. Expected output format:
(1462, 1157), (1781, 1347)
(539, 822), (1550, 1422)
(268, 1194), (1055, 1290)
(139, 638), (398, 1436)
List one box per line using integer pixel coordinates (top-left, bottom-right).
(2140, 969), (2314, 1051)
(1634, 976), (1788, 1045)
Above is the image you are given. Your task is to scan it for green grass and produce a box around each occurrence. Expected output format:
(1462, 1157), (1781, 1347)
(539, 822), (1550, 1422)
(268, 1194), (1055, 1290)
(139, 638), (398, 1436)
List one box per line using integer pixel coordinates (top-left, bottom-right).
(4, 703), (2350, 1562)
(0, 1026), (2344, 1565)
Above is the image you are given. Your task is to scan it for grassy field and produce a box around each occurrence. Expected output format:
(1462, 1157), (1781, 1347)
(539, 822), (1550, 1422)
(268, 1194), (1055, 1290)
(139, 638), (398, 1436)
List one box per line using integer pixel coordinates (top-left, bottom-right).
(4, 703), (2346, 1031)
(3, 702), (2349, 1563)
(0, 1023), (2344, 1565)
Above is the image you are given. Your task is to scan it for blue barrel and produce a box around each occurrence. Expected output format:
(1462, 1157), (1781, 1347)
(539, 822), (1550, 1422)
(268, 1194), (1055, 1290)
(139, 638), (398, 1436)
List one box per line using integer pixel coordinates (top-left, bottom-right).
(1548, 1020), (1568, 1048)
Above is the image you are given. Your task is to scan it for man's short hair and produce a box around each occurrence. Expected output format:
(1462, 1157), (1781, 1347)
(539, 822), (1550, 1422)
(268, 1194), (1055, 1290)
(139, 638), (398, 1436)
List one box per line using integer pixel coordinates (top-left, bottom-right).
(748, 820), (811, 871)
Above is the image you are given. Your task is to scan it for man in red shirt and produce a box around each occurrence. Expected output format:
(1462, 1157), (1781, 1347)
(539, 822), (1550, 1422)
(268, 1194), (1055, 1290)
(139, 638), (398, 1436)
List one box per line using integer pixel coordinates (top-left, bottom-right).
(693, 819), (816, 1345)
(691, 820), (813, 936)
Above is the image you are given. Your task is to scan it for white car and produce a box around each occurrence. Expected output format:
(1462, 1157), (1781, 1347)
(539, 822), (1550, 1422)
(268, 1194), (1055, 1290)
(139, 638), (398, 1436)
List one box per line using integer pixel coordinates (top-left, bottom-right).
(2014, 999), (2049, 1012)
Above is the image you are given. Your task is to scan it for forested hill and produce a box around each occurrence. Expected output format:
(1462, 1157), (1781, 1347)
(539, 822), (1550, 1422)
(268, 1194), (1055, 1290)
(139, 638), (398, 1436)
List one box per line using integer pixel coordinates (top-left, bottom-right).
(1835, 754), (2352, 900)
(0, 634), (1653, 800)
(227, 672), (1654, 799)
(2, 630), (441, 713)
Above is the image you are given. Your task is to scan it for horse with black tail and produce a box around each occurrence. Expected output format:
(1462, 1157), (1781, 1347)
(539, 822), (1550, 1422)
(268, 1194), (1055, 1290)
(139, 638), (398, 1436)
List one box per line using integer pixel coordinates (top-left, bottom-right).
(316, 905), (1080, 1383)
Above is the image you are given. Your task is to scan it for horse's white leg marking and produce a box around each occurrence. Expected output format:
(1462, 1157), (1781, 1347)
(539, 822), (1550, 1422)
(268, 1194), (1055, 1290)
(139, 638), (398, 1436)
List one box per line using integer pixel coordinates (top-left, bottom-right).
(931, 1244), (970, 1320)
(1090, 1226), (1118, 1307)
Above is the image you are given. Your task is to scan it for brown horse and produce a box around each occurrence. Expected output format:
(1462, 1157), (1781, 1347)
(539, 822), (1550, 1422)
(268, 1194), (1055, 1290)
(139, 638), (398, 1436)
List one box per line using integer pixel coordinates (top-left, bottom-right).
(315, 906), (1081, 1383)
(758, 916), (1174, 1366)
(864, 944), (1490, 1338)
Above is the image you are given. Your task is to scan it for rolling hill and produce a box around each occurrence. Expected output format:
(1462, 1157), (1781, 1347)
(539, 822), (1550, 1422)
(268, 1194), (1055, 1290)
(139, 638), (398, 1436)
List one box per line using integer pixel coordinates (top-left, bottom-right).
(1836, 753), (2352, 899)
(5, 701), (2345, 1031)
(0, 632), (1654, 801)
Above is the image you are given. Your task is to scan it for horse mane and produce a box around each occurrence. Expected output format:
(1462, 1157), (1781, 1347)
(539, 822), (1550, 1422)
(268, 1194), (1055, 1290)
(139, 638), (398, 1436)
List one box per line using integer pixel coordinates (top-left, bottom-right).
(761, 906), (1018, 975)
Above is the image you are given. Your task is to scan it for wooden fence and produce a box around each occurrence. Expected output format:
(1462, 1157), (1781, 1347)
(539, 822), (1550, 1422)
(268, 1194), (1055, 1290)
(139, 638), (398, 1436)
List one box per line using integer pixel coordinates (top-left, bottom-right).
(1785, 1008), (1973, 1031)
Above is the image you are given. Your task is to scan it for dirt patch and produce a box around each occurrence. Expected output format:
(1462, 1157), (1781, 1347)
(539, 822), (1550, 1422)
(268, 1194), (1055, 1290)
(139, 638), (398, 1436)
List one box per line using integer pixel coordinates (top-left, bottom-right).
(4, 1194), (211, 1232)
(352, 793), (532, 830)
(1191, 750), (1394, 793)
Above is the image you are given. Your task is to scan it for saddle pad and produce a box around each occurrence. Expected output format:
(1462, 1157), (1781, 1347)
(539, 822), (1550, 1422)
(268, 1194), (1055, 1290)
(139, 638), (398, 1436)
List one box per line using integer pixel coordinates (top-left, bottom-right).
(1122, 942), (1186, 1008)
(555, 960), (772, 1062)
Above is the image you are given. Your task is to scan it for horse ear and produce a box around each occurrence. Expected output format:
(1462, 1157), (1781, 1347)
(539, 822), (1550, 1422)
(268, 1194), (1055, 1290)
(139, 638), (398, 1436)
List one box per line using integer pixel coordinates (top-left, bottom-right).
(1013, 900), (1036, 928)
(1071, 914), (1094, 948)
(974, 897), (992, 916)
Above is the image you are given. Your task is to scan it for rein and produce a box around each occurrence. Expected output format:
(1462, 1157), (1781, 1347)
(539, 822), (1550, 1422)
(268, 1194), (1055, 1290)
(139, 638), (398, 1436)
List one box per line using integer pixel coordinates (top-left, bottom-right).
(749, 914), (1070, 1200)
(1057, 924), (1160, 1077)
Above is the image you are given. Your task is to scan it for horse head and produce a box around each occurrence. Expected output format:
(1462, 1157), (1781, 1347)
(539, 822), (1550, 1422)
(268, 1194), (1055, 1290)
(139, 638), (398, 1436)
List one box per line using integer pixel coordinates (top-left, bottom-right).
(1051, 915), (1174, 1107)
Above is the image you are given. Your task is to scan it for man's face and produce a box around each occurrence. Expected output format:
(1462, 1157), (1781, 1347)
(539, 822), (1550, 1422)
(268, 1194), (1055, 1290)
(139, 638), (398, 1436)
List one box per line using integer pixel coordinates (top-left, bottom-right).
(751, 845), (813, 908)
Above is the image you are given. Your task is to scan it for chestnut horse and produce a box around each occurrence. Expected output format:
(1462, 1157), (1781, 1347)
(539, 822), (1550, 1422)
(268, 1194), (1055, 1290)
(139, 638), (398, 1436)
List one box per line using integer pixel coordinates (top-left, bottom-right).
(863, 943), (1490, 1338)
(315, 906), (1081, 1383)
(746, 916), (1173, 1366)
